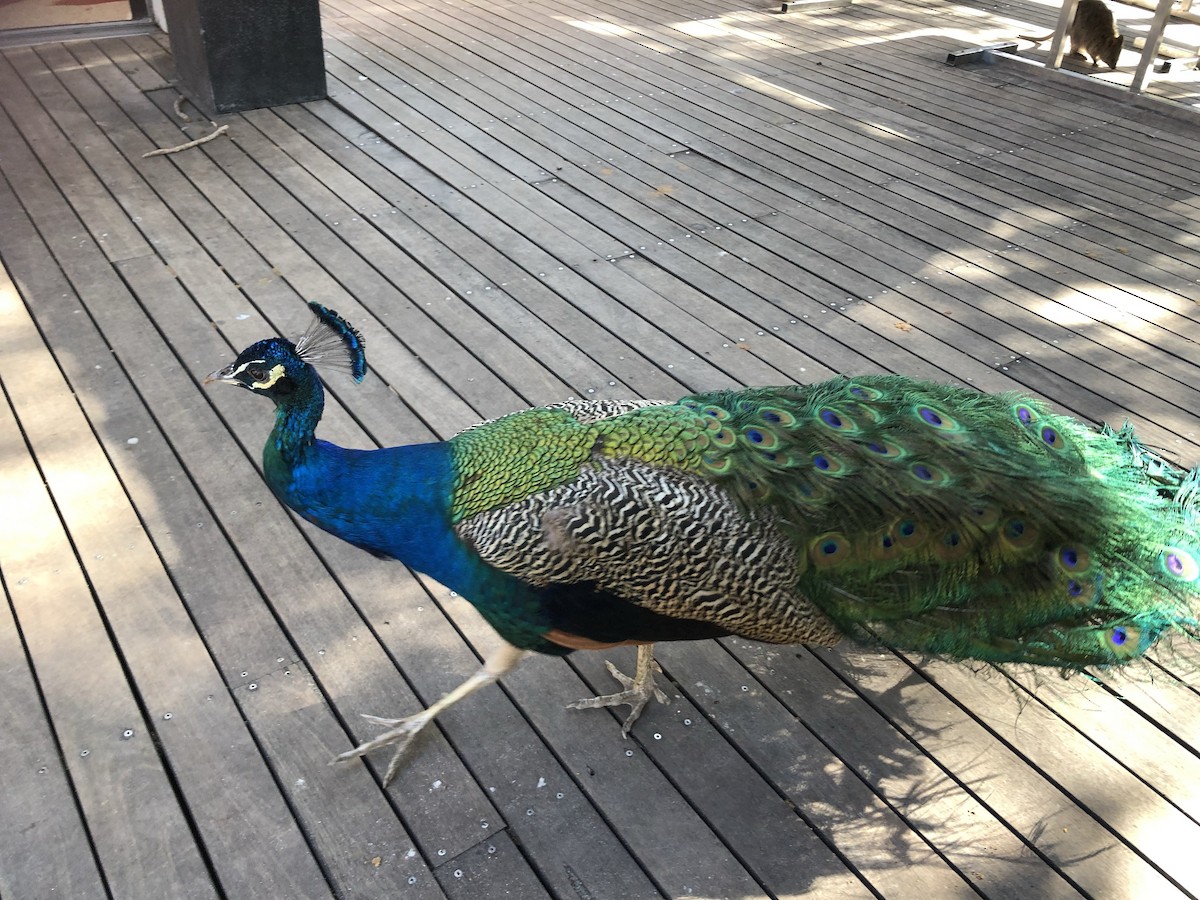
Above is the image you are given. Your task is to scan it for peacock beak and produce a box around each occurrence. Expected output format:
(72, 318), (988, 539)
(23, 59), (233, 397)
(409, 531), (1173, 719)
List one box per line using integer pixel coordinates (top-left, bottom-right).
(203, 362), (241, 386)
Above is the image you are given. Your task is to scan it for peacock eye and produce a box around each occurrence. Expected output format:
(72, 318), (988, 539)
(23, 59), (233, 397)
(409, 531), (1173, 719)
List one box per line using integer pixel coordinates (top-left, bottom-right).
(247, 366), (267, 382)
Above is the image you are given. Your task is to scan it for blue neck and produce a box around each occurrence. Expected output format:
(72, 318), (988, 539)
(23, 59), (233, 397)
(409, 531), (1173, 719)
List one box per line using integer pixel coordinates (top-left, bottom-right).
(265, 437), (461, 582)
(264, 369), (324, 468)
(259, 376), (557, 651)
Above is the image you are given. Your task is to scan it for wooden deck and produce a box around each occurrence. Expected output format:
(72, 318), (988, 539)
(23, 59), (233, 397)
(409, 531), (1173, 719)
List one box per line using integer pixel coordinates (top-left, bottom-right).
(974, 0), (1200, 104)
(3, 0), (1200, 896)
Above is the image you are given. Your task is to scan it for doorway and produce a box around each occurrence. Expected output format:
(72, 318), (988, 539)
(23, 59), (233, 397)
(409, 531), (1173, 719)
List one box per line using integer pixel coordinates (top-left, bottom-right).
(0, 0), (146, 30)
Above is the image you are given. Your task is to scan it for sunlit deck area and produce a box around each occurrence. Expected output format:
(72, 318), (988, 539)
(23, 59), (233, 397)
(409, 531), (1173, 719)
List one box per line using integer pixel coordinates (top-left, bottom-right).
(2, 0), (1200, 896)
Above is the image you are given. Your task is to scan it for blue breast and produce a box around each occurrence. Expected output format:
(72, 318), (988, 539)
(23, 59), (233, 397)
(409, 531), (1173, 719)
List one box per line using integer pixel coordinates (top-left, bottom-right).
(266, 439), (557, 650)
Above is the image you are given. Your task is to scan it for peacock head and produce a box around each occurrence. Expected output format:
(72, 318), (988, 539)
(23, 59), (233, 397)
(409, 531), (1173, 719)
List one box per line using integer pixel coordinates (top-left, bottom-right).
(206, 337), (310, 400)
(205, 303), (367, 403)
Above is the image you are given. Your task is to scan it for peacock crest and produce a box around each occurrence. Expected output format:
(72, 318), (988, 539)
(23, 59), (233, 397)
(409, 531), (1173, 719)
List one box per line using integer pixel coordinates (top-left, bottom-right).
(294, 302), (367, 382)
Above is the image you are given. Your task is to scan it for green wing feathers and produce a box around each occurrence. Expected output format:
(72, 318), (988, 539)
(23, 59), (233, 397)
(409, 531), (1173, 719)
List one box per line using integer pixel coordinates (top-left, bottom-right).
(451, 376), (1200, 669)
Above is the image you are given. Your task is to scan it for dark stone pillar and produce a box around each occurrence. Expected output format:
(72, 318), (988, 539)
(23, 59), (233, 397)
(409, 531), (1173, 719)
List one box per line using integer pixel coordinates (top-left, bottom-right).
(162, 0), (326, 117)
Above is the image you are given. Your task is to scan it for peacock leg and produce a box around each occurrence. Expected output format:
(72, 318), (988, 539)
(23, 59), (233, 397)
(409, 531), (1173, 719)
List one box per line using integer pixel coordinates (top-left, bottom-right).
(567, 644), (669, 736)
(334, 642), (527, 786)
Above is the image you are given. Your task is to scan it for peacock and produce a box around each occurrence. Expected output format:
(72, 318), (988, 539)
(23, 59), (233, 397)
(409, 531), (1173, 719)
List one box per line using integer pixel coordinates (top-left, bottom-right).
(207, 303), (1200, 785)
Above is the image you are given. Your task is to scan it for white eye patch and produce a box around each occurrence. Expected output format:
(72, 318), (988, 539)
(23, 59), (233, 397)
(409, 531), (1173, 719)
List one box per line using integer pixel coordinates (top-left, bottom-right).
(229, 359), (286, 389)
(252, 364), (287, 389)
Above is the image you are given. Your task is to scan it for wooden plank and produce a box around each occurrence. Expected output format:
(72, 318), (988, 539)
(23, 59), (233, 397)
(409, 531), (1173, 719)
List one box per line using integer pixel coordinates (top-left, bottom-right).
(627, 0), (1185, 159)
(116, 31), (177, 84)
(319, 0), (1200, 451)
(738, 642), (1186, 896)
(317, 15), (994, 388)
(324, 0), (1195, 343)
(183, 134), (533, 421)
(70, 38), (487, 435)
(415, 0), (1194, 247)
(1095, 660), (1200, 755)
(328, 557), (674, 898)
(1003, 669), (1200, 824)
(441, 601), (773, 897)
(652, 0), (1200, 176)
(0, 241), (218, 900)
(917, 656), (1200, 895)
(104, 34), (170, 91)
(653, 640), (1078, 897)
(731, 10), (1184, 192)
(494, 0), (1200, 321)
(319, 12), (1022, 408)
(0, 89), (455, 900)
(240, 105), (631, 400)
(565, 648), (879, 899)
(593, 643), (951, 896)
(29, 41), (225, 257)
(806, 70), (1200, 285)
(308, 25), (902, 384)
(308, 80), (749, 394)
(435, 832), (553, 900)
(0, 276), (106, 900)
(273, 30), (820, 396)
(499, 0), (1200, 308)
(1, 46), (154, 263)
(834, 1), (1200, 140)
(226, 108), (577, 405)
(0, 585), (107, 899)
(0, 192), (344, 900)
(296, 87), (843, 385)
(270, 101), (681, 402)
(308, 51), (1000, 402)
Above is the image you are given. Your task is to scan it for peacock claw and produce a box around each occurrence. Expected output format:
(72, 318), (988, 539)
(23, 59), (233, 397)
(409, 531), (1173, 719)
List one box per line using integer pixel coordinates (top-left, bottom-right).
(332, 711), (436, 787)
(331, 645), (529, 788)
(567, 646), (668, 736)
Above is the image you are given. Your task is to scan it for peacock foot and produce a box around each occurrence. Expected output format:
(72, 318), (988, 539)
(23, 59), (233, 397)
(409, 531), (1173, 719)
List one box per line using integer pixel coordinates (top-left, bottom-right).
(567, 644), (668, 736)
(333, 710), (436, 787)
(332, 643), (528, 788)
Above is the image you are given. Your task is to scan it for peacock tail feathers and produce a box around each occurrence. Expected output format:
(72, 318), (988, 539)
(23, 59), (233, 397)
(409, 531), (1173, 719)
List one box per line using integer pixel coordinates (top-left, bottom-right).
(455, 375), (1200, 671)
